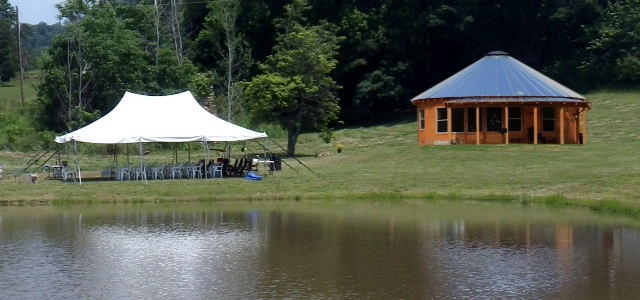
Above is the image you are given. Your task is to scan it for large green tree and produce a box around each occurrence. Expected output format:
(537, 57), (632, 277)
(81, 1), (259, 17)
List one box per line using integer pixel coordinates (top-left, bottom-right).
(38, 1), (149, 131)
(37, 0), (198, 132)
(245, 0), (342, 156)
(0, 0), (17, 82)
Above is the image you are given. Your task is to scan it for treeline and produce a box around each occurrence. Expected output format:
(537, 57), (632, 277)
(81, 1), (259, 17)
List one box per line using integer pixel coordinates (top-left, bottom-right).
(2, 0), (640, 153)
(20, 22), (64, 71)
(0, 1), (63, 78)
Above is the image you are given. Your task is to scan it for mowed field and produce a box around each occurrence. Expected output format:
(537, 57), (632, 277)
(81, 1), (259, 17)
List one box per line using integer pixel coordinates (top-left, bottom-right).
(0, 81), (639, 219)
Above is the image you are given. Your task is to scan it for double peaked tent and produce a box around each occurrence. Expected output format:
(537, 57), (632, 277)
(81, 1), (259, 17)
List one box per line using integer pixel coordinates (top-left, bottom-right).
(56, 91), (267, 143)
(55, 91), (268, 183)
(411, 51), (591, 145)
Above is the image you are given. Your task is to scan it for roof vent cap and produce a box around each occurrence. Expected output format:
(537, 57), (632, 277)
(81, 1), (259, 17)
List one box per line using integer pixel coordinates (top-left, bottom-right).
(487, 51), (509, 56)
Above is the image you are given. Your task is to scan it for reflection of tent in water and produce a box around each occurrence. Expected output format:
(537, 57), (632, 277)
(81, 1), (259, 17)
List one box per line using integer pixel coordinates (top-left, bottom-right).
(411, 51), (591, 145)
(54, 91), (268, 184)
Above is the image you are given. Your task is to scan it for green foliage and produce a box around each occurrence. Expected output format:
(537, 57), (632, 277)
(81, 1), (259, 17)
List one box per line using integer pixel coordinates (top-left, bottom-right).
(193, 0), (254, 122)
(581, 0), (640, 87)
(38, 3), (149, 132)
(8, 0), (640, 145)
(187, 71), (215, 104)
(147, 48), (198, 95)
(318, 128), (334, 144)
(67, 106), (101, 131)
(19, 22), (64, 71)
(353, 65), (409, 121)
(0, 1), (18, 82)
(245, 0), (343, 155)
(252, 122), (287, 139)
(37, 1), (196, 133)
(0, 105), (53, 151)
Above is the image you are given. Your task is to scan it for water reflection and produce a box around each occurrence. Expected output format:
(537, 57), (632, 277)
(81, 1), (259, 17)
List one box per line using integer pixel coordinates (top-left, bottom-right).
(0, 201), (639, 299)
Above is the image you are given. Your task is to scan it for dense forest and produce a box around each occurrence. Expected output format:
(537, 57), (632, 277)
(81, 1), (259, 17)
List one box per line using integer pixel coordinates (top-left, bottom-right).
(2, 0), (640, 154)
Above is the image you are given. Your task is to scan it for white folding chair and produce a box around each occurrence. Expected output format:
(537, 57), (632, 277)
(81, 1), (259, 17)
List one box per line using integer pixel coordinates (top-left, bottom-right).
(117, 166), (130, 181)
(61, 167), (76, 182)
(170, 164), (183, 179)
(210, 164), (223, 178)
(189, 166), (202, 179)
(152, 165), (165, 180)
(133, 166), (146, 180)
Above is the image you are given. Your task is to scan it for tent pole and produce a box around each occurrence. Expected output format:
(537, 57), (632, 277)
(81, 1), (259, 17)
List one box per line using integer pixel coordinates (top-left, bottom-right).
(65, 142), (70, 165)
(113, 144), (118, 166)
(126, 144), (130, 166)
(74, 140), (82, 185)
(188, 143), (191, 163)
(173, 143), (177, 165)
(203, 139), (208, 179)
(139, 141), (147, 185)
(264, 137), (268, 160)
(244, 141), (248, 159)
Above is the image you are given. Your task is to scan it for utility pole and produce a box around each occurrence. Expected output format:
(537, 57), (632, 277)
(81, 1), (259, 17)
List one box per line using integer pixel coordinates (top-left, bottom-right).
(15, 6), (24, 104)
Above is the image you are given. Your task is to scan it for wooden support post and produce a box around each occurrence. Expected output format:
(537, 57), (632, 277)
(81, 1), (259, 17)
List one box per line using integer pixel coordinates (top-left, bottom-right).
(476, 107), (480, 145)
(533, 107), (538, 144)
(447, 107), (452, 143)
(582, 110), (588, 144)
(559, 107), (565, 144)
(504, 107), (509, 144)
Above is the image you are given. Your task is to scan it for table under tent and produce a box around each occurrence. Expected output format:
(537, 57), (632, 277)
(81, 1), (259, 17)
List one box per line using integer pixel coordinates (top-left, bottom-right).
(54, 91), (270, 184)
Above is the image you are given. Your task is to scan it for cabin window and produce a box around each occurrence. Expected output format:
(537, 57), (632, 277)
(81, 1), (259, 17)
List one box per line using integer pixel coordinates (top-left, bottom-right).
(436, 108), (447, 133)
(508, 107), (522, 132)
(419, 110), (425, 130)
(542, 107), (556, 132)
(467, 108), (482, 132)
(486, 107), (503, 131)
(452, 108), (464, 132)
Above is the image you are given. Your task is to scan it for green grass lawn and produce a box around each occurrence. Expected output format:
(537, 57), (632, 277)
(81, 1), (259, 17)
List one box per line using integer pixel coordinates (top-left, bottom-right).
(0, 72), (39, 109)
(0, 89), (639, 220)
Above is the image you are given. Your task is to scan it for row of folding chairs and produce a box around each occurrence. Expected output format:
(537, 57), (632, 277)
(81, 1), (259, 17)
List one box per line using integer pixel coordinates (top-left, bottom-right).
(102, 163), (225, 181)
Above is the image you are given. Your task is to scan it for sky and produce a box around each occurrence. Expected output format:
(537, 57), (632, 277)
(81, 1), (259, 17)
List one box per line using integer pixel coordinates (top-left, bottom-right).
(11, 0), (63, 25)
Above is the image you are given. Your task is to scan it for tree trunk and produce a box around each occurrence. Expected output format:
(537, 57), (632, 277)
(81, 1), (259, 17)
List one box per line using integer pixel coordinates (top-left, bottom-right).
(287, 128), (299, 157)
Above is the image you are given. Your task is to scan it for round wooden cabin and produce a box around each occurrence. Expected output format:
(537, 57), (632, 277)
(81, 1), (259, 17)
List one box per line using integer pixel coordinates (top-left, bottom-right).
(411, 51), (591, 145)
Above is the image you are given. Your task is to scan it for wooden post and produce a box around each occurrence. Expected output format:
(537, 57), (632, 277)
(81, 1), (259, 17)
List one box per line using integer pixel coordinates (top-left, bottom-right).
(582, 110), (588, 144)
(533, 107), (538, 144)
(447, 107), (452, 143)
(559, 107), (565, 144)
(476, 107), (480, 145)
(504, 107), (509, 144)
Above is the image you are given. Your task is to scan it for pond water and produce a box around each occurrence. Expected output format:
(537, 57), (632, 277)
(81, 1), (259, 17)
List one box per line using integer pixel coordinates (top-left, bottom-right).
(1, 201), (639, 299)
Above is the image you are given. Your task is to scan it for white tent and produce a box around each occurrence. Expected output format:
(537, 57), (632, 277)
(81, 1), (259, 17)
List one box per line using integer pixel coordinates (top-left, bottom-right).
(55, 91), (267, 144)
(55, 91), (268, 184)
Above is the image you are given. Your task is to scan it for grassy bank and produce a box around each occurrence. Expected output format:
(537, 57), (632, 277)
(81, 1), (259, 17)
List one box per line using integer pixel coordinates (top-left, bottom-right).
(0, 90), (639, 220)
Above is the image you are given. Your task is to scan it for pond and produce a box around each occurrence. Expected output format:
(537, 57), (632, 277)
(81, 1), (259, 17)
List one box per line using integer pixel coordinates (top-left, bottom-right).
(1, 201), (639, 299)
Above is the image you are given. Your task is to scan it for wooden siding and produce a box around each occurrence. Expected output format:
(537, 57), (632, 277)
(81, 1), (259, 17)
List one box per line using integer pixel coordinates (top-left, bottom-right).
(414, 100), (586, 145)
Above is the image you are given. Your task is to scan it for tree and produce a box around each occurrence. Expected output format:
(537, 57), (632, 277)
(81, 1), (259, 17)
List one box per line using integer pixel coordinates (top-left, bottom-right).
(580, 0), (640, 87)
(0, 0), (18, 82)
(37, 0), (199, 132)
(194, 0), (254, 122)
(245, 0), (343, 156)
(38, 1), (148, 131)
(20, 22), (64, 70)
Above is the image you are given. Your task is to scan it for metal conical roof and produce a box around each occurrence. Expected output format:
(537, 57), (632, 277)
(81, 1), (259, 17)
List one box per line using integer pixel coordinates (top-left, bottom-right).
(411, 51), (585, 102)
